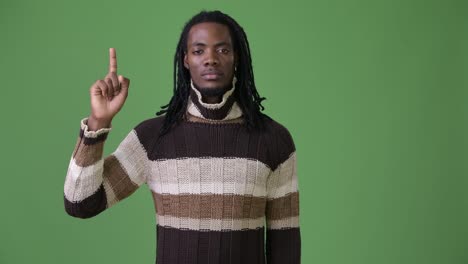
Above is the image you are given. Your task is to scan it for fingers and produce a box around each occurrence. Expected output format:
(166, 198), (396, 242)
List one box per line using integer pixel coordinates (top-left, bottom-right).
(105, 78), (115, 100)
(98, 80), (112, 100)
(108, 47), (117, 73)
(105, 71), (119, 96)
(107, 71), (119, 87)
(92, 79), (113, 100)
(95, 74), (128, 101)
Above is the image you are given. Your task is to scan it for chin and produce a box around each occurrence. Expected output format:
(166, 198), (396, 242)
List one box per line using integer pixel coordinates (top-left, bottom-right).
(201, 80), (226, 87)
(196, 80), (229, 89)
(195, 83), (231, 97)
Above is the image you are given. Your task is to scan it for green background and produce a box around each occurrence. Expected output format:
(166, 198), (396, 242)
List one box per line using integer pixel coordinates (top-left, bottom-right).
(1, 0), (467, 263)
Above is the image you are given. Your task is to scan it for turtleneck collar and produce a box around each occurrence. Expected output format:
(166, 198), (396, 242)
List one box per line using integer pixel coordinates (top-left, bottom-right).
(186, 77), (243, 121)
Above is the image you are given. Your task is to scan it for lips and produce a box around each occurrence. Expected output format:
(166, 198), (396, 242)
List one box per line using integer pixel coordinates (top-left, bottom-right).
(201, 70), (223, 80)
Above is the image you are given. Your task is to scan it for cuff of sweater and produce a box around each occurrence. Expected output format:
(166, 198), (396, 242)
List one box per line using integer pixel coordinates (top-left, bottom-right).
(80, 117), (112, 138)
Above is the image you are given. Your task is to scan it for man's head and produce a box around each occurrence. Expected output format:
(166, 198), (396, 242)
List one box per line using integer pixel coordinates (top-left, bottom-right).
(156, 10), (269, 135)
(183, 22), (237, 99)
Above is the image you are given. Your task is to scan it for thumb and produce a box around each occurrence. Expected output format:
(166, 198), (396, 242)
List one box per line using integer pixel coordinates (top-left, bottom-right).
(118, 75), (130, 91)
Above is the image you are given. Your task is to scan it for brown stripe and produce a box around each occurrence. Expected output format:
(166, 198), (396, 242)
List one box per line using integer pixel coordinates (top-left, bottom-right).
(266, 192), (299, 220)
(266, 227), (301, 263)
(156, 225), (266, 264)
(152, 193), (267, 219)
(63, 184), (107, 219)
(72, 136), (104, 167)
(103, 155), (139, 201)
(133, 115), (296, 171)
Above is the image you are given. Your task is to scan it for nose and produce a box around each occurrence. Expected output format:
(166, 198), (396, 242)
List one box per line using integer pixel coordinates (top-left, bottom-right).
(203, 50), (219, 66)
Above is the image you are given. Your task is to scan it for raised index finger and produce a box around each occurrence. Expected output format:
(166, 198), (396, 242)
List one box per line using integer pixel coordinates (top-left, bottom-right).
(108, 47), (117, 73)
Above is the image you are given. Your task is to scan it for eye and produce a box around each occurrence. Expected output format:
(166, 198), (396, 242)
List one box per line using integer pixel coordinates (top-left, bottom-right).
(219, 48), (230, 54)
(192, 50), (203, 55)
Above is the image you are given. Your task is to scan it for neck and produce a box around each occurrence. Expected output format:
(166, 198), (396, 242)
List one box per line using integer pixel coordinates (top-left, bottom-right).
(186, 78), (243, 122)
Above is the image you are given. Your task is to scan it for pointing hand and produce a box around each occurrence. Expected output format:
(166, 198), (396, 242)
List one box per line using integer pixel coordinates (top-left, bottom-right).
(88, 48), (130, 129)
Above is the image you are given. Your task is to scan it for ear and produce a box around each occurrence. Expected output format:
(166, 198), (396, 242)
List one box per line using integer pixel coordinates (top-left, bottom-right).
(184, 52), (189, 69)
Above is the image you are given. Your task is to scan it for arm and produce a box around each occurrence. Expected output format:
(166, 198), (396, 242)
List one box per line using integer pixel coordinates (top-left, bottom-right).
(265, 128), (301, 263)
(63, 116), (148, 219)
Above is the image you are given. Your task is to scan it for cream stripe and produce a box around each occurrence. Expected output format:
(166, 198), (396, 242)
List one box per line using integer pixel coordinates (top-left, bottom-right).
(267, 152), (299, 199)
(149, 179), (297, 199)
(222, 101), (243, 120)
(147, 156), (297, 199)
(266, 177), (299, 199)
(64, 129), (148, 203)
(186, 100), (204, 119)
(187, 77), (243, 120)
(187, 99), (243, 121)
(64, 157), (104, 202)
(112, 130), (148, 186)
(266, 216), (300, 230)
(157, 215), (265, 231)
(80, 117), (112, 138)
(149, 182), (268, 197)
(147, 157), (270, 196)
(190, 77), (236, 110)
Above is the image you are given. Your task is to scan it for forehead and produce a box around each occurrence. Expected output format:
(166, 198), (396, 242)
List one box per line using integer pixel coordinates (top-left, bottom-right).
(187, 22), (232, 46)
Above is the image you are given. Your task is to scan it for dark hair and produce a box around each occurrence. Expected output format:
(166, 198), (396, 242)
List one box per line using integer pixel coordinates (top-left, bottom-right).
(155, 10), (270, 136)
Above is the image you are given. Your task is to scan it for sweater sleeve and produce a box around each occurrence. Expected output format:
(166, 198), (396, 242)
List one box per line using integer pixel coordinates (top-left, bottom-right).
(265, 126), (301, 263)
(63, 117), (149, 219)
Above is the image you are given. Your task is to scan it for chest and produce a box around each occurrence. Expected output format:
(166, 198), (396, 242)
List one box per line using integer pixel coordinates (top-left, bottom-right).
(147, 158), (271, 197)
(145, 123), (275, 197)
(142, 123), (277, 222)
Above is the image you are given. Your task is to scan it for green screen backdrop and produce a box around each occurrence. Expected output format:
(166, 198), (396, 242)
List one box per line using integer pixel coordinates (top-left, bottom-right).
(1, 0), (467, 263)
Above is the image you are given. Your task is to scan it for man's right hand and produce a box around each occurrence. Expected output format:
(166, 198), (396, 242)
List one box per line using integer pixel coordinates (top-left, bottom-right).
(88, 48), (130, 130)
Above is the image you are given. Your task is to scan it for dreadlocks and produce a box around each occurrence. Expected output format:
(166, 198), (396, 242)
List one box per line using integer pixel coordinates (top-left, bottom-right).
(155, 10), (270, 136)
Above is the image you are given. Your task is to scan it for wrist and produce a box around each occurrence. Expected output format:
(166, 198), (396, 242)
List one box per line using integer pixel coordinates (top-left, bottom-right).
(87, 115), (112, 131)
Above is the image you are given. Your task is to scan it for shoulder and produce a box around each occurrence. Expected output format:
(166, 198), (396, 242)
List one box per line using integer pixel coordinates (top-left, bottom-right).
(260, 114), (296, 170)
(262, 114), (295, 148)
(133, 114), (166, 133)
(130, 115), (166, 147)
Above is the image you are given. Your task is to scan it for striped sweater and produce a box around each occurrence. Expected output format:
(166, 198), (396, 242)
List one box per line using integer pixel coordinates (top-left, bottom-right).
(64, 81), (301, 264)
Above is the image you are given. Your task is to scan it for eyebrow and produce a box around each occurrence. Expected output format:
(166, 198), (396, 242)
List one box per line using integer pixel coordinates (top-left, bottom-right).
(191, 41), (231, 47)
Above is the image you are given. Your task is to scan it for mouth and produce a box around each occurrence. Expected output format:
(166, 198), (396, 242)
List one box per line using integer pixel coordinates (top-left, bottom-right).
(201, 70), (223, 81)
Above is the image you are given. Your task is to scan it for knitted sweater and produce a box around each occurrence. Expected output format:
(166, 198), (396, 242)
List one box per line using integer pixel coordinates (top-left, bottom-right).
(63, 81), (301, 264)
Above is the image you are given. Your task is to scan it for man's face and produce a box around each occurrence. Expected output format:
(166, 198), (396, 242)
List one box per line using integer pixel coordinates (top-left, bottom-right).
(184, 22), (237, 96)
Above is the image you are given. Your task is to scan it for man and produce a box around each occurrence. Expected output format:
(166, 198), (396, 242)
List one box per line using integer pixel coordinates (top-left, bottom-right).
(64, 10), (301, 264)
